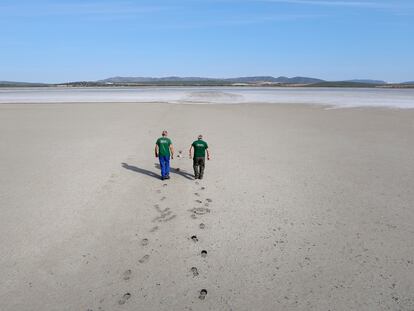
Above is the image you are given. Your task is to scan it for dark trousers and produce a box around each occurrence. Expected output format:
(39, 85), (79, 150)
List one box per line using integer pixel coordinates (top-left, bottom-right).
(193, 157), (205, 178)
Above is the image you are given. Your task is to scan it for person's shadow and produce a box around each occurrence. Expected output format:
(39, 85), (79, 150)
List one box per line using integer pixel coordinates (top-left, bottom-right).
(121, 162), (160, 179)
(121, 162), (194, 180)
(153, 163), (194, 180)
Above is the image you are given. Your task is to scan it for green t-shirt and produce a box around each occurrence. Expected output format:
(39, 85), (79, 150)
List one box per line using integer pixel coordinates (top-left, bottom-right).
(192, 140), (208, 158)
(156, 137), (172, 157)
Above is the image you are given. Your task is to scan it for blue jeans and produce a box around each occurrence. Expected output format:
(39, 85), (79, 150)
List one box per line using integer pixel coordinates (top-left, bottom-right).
(159, 155), (170, 177)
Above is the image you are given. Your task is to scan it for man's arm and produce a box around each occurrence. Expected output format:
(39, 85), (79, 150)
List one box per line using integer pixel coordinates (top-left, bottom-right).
(189, 145), (193, 159)
(169, 144), (174, 159)
(206, 148), (210, 160)
(155, 144), (159, 158)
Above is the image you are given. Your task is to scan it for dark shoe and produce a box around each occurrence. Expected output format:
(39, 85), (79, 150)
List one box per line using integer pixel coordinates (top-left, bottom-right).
(165, 175), (170, 179)
(161, 176), (165, 180)
(199, 176), (203, 180)
(194, 175), (199, 179)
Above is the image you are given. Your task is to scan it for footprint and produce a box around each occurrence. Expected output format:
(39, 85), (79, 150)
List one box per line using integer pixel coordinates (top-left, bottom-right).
(160, 196), (166, 201)
(154, 209), (172, 217)
(163, 183), (167, 187)
(162, 215), (177, 222)
(150, 226), (159, 232)
(156, 189), (161, 194)
(204, 203), (209, 207)
(199, 223), (205, 229)
(153, 210), (174, 222)
(191, 235), (198, 242)
(139, 254), (150, 263)
(189, 207), (210, 215)
(195, 181), (199, 185)
(191, 214), (197, 219)
(118, 293), (131, 305)
(141, 238), (149, 246)
(154, 205), (170, 213)
(194, 192), (200, 196)
(201, 187), (206, 190)
(195, 200), (202, 204)
(201, 250), (207, 258)
(123, 269), (132, 281)
(206, 198), (213, 203)
(161, 207), (170, 213)
(199, 289), (208, 300)
(191, 267), (199, 277)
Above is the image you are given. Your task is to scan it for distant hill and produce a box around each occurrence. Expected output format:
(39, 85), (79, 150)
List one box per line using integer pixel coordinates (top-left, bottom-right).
(278, 76), (325, 84)
(99, 76), (324, 84)
(0, 81), (49, 87)
(225, 76), (324, 84)
(345, 79), (386, 84)
(306, 81), (381, 88)
(99, 76), (217, 83)
(223, 76), (277, 83)
(2, 77), (410, 88)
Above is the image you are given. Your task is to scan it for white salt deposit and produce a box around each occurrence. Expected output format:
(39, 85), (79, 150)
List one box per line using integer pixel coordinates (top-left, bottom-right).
(0, 87), (413, 108)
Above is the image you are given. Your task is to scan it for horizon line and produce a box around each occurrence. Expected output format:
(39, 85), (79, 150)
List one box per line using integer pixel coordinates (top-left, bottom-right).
(2, 75), (413, 84)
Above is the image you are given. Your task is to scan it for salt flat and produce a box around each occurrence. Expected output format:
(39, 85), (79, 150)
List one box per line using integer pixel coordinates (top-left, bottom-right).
(1, 86), (414, 108)
(0, 103), (413, 311)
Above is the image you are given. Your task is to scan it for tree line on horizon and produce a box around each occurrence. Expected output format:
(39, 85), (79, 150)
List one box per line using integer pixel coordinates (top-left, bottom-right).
(1, 76), (414, 88)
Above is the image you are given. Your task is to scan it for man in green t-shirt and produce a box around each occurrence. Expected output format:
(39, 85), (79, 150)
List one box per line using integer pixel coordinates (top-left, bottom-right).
(189, 134), (210, 180)
(155, 130), (174, 180)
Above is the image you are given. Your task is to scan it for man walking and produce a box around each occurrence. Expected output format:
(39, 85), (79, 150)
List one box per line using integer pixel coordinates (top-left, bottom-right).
(189, 134), (210, 180)
(155, 130), (174, 180)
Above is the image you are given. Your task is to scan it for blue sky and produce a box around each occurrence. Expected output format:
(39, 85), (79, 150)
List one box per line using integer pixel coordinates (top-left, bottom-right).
(0, 0), (413, 83)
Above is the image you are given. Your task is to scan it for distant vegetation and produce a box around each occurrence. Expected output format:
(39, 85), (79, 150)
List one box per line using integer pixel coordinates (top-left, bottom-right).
(1, 76), (413, 88)
(346, 79), (386, 85)
(0, 81), (50, 87)
(98, 76), (324, 84)
(305, 81), (384, 88)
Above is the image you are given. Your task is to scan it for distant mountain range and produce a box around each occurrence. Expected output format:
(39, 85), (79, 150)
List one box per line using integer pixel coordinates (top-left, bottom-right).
(1, 77), (413, 87)
(99, 76), (325, 84)
(98, 76), (392, 85)
(98, 76), (214, 83)
(0, 81), (48, 87)
(346, 79), (387, 84)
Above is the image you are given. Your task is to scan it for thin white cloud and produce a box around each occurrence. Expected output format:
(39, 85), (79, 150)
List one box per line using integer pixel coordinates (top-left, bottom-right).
(0, 2), (171, 17)
(195, 0), (413, 12)
(257, 0), (394, 8)
(150, 13), (326, 29)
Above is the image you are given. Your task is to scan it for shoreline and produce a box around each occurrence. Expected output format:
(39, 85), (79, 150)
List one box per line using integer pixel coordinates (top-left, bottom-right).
(1, 102), (414, 112)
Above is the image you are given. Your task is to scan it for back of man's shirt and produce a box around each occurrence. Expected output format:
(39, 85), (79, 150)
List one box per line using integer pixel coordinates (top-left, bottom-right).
(156, 137), (172, 157)
(192, 140), (208, 157)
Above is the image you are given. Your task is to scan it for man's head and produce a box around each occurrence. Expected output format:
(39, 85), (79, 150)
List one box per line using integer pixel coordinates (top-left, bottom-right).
(198, 134), (203, 140)
(162, 130), (168, 137)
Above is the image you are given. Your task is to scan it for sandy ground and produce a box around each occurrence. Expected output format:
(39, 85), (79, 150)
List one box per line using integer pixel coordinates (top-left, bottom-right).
(0, 103), (414, 311)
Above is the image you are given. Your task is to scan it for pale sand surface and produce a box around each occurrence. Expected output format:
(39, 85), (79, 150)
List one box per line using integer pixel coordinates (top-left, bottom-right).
(0, 103), (413, 310)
